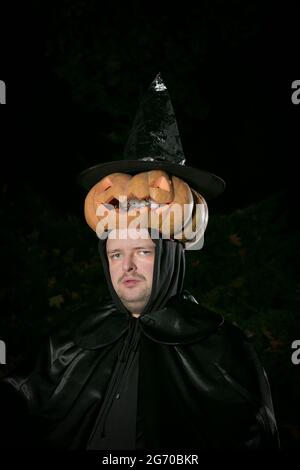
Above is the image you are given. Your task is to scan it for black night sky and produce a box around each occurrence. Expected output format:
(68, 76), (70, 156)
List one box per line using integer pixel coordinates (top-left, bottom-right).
(1, 1), (298, 213)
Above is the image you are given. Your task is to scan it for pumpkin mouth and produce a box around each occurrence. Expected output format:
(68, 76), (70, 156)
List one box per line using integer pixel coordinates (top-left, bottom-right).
(103, 197), (165, 211)
(104, 197), (119, 208)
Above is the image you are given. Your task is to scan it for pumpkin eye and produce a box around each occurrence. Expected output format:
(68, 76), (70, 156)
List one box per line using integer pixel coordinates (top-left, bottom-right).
(151, 175), (171, 192)
(98, 176), (113, 192)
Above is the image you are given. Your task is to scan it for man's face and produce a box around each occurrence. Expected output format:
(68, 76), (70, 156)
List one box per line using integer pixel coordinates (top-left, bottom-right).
(106, 229), (156, 316)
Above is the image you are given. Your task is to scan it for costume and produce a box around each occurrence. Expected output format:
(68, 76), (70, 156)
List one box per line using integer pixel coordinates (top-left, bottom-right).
(0, 75), (279, 449)
(0, 291), (279, 449)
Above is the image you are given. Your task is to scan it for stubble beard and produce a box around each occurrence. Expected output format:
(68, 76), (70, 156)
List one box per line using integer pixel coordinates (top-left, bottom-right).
(117, 284), (152, 314)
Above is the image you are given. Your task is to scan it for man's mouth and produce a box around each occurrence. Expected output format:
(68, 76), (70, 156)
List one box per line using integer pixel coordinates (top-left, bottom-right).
(122, 278), (141, 287)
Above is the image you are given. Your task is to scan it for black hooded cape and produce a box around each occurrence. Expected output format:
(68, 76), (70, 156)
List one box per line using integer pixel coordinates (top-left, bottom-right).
(0, 237), (279, 449)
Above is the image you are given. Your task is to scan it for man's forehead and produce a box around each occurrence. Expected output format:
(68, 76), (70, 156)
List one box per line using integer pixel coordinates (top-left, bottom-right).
(106, 229), (155, 249)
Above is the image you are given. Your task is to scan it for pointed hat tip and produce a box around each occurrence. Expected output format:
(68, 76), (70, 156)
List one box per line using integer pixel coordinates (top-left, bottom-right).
(151, 72), (167, 92)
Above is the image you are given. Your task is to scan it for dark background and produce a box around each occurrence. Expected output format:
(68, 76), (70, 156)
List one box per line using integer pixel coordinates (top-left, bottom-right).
(0, 0), (299, 449)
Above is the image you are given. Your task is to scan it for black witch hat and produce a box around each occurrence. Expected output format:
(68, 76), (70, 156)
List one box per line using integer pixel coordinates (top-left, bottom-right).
(77, 73), (225, 199)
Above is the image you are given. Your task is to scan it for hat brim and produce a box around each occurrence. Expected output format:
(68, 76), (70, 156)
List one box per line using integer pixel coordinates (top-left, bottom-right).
(77, 160), (225, 200)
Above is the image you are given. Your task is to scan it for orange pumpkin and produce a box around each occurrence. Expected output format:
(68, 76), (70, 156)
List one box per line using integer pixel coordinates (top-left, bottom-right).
(83, 170), (206, 244)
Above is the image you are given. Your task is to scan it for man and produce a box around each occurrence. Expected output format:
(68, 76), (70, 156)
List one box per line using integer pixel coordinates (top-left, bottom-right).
(0, 74), (279, 449)
(90, 226), (279, 450)
(0, 227), (279, 450)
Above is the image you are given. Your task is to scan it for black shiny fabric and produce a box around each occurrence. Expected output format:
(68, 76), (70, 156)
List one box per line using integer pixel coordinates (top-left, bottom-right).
(0, 293), (279, 449)
(123, 73), (186, 165)
(87, 235), (185, 449)
(0, 237), (280, 449)
(87, 317), (141, 450)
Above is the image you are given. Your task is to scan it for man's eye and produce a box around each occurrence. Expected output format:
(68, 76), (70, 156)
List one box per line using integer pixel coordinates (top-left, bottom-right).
(111, 253), (121, 260)
(138, 250), (152, 255)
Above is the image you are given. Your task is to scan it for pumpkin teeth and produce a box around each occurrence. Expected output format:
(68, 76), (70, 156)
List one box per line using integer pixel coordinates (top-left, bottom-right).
(149, 199), (159, 209)
(119, 198), (147, 210)
(104, 197), (166, 211)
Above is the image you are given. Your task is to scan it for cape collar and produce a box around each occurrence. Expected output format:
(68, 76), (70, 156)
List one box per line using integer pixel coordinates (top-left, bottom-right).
(72, 292), (224, 349)
(140, 295), (224, 345)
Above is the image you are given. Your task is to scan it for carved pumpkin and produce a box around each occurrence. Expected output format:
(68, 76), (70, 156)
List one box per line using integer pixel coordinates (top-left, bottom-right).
(84, 170), (207, 245)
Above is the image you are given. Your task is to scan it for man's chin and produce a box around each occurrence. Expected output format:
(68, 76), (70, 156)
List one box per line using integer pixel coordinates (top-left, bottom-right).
(118, 286), (144, 299)
(118, 291), (150, 308)
(121, 295), (147, 304)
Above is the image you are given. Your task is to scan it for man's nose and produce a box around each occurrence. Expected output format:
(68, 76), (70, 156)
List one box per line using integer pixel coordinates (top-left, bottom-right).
(122, 254), (136, 272)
